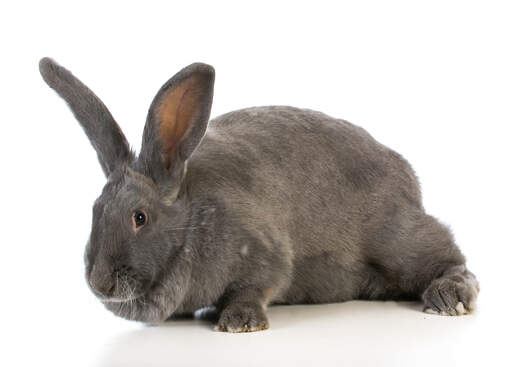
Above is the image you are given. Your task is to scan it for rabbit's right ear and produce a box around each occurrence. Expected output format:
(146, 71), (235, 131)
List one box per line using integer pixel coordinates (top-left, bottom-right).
(138, 63), (214, 181)
(39, 58), (132, 177)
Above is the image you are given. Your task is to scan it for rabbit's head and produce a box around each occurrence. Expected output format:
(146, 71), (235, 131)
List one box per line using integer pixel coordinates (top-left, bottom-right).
(39, 58), (214, 303)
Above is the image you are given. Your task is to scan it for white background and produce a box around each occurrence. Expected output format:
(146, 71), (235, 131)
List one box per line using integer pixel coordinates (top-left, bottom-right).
(1, 1), (511, 366)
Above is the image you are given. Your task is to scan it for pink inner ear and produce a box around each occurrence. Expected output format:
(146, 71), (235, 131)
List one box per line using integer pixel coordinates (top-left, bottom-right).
(157, 74), (207, 167)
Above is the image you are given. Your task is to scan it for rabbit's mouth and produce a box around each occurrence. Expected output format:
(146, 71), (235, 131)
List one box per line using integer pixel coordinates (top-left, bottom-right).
(88, 273), (145, 303)
(99, 295), (141, 303)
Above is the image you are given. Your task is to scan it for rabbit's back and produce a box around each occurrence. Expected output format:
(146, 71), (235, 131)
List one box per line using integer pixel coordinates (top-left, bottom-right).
(186, 106), (429, 304)
(203, 106), (420, 201)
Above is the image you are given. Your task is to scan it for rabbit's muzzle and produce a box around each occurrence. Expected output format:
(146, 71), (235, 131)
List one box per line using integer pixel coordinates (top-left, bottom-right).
(88, 262), (142, 302)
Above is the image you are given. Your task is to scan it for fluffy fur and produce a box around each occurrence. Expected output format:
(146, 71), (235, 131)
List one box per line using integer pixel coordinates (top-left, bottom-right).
(39, 58), (479, 332)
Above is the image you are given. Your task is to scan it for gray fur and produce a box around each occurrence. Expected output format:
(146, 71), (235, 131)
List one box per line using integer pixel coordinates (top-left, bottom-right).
(39, 58), (133, 177)
(39, 58), (479, 332)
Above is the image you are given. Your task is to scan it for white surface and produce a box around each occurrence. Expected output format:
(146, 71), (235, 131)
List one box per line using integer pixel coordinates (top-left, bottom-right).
(1, 1), (511, 366)
(97, 299), (506, 367)
(8, 296), (508, 367)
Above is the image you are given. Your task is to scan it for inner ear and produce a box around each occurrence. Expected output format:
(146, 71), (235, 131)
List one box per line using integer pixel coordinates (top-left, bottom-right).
(139, 62), (215, 178)
(157, 74), (210, 168)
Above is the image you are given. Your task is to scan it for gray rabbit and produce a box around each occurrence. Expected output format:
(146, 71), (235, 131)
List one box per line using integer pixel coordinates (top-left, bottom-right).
(39, 58), (479, 332)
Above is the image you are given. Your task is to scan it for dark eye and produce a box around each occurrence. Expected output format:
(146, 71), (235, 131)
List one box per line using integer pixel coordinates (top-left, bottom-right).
(132, 211), (147, 230)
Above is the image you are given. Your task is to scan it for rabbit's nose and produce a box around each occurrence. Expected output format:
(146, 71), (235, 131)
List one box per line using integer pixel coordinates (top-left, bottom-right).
(88, 264), (115, 297)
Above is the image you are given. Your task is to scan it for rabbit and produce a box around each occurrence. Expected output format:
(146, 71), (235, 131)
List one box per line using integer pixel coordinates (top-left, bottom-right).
(39, 57), (479, 332)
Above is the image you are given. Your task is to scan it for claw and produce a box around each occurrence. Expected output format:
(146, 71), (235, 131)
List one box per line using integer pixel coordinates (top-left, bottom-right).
(455, 302), (467, 315)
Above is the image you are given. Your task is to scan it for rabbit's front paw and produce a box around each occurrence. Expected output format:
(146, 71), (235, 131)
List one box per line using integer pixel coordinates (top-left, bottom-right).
(215, 302), (269, 333)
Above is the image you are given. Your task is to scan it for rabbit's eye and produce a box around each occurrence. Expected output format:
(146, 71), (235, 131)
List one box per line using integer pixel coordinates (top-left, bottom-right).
(132, 211), (147, 231)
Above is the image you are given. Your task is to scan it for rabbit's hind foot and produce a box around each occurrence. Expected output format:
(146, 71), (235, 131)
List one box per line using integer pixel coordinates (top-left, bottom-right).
(422, 264), (479, 316)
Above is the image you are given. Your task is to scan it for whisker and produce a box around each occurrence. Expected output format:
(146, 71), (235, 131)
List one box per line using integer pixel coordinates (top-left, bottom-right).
(115, 272), (119, 297)
(166, 225), (211, 231)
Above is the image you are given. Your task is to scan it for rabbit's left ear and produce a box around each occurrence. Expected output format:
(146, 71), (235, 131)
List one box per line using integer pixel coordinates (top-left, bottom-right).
(139, 63), (214, 180)
(39, 58), (132, 177)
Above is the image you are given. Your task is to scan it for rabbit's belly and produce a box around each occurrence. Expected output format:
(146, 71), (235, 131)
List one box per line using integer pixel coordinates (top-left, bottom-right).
(277, 254), (366, 305)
